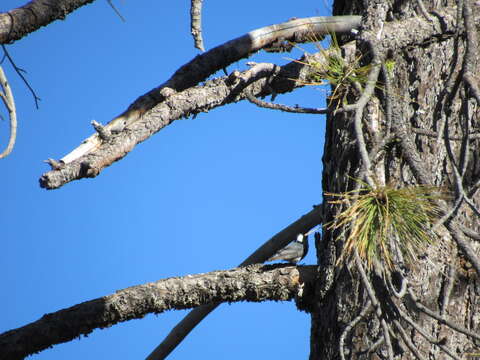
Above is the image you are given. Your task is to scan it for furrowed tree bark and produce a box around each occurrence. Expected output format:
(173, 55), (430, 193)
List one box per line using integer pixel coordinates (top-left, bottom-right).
(312, 0), (480, 359)
(0, 264), (317, 360)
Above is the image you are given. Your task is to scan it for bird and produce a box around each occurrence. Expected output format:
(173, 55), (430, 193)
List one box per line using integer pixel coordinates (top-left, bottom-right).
(267, 233), (308, 264)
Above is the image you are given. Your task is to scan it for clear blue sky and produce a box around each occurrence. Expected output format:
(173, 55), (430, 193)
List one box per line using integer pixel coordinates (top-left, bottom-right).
(1, 1), (331, 359)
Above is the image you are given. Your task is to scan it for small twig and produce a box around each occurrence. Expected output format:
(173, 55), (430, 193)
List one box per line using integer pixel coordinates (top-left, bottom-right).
(461, 0), (480, 104)
(362, 336), (384, 355)
(354, 251), (394, 360)
(458, 224), (480, 242)
(411, 127), (480, 140)
(416, 0), (433, 21)
(91, 120), (112, 141)
(245, 91), (328, 114)
(1, 45), (40, 109)
(339, 300), (372, 360)
(342, 46), (382, 186)
(106, 0), (126, 22)
(397, 307), (462, 360)
(0, 65), (17, 158)
(387, 273), (408, 299)
(432, 196), (463, 231)
(407, 289), (480, 341)
(449, 225), (480, 278)
(190, 0), (204, 51)
(440, 265), (455, 316)
(393, 320), (427, 360)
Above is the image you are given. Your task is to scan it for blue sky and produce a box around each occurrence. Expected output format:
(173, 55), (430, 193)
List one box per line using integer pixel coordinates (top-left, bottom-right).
(1, 1), (330, 359)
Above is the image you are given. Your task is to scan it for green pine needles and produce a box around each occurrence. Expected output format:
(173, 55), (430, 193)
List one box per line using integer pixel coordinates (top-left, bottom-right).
(327, 183), (448, 270)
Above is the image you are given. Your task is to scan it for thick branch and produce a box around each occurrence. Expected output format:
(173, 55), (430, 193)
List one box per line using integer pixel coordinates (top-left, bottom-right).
(0, 264), (316, 360)
(0, 0), (96, 44)
(39, 53), (333, 189)
(39, 15), (362, 189)
(38, 9), (465, 190)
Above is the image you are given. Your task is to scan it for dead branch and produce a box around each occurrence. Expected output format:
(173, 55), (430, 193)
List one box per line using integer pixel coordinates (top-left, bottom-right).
(106, 0), (126, 22)
(41, 15), (361, 173)
(0, 65), (16, 158)
(245, 90), (328, 114)
(2, 44), (40, 109)
(0, 0), (97, 44)
(38, 10), (463, 190)
(190, 0), (204, 51)
(146, 205), (323, 360)
(38, 50), (338, 189)
(0, 264), (317, 360)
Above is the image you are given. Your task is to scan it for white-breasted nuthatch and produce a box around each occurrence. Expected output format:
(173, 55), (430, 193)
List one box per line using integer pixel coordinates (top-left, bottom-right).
(267, 233), (308, 264)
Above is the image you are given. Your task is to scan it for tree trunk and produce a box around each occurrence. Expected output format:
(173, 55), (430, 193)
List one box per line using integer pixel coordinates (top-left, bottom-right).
(312, 0), (480, 359)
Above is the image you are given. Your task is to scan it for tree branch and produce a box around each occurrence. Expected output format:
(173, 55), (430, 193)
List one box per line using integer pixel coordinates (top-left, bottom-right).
(146, 205), (323, 360)
(190, 0), (204, 51)
(38, 49), (339, 189)
(0, 0), (97, 44)
(38, 9), (465, 190)
(0, 264), (317, 360)
(0, 65), (17, 158)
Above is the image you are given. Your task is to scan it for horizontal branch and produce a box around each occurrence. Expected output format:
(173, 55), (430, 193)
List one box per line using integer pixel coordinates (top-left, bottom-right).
(0, 0), (96, 44)
(0, 264), (316, 360)
(147, 204), (323, 360)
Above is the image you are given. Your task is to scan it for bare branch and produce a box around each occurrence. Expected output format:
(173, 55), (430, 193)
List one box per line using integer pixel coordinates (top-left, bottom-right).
(38, 48), (339, 189)
(190, 0), (204, 51)
(0, 264), (317, 360)
(146, 205), (323, 360)
(397, 307), (462, 360)
(106, 0), (126, 22)
(354, 252), (394, 360)
(1, 45), (40, 109)
(339, 300), (372, 360)
(0, 0), (97, 44)
(49, 15), (361, 164)
(393, 320), (427, 360)
(0, 65), (17, 158)
(245, 91), (328, 114)
(38, 9), (465, 189)
(406, 288), (480, 341)
(411, 127), (480, 140)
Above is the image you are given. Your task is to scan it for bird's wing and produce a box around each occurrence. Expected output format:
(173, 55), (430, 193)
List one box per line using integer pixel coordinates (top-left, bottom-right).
(268, 243), (301, 261)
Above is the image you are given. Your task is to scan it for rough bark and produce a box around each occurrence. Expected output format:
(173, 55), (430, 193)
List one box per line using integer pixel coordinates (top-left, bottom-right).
(0, 0), (97, 44)
(0, 264), (317, 360)
(313, 1), (480, 359)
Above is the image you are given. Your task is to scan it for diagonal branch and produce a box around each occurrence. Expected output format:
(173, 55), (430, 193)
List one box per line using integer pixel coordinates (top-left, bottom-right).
(39, 50), (339, 189)
(0, 264), (317, 360)
(146, 205), (323, 360)
(38, 9), (467, 190)
(40, 16), (361, 175)
(0, 0), (97, 44)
